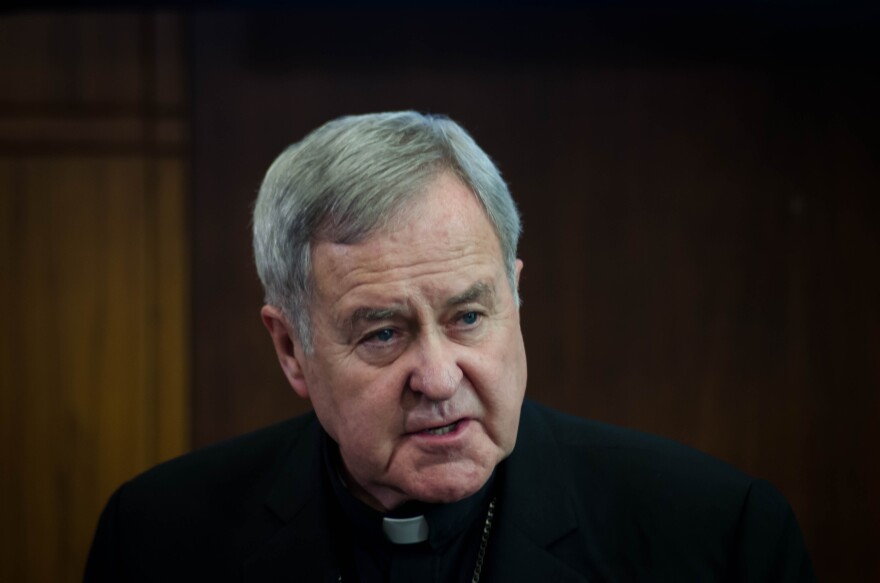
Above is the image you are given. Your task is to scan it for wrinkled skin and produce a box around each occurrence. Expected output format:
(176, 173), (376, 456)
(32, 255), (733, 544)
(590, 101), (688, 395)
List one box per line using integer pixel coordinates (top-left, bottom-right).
(262, 172), (527, 511)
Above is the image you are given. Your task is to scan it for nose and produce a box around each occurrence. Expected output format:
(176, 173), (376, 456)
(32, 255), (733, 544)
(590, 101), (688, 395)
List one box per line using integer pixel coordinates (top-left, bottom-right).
(407, 333), (463, 401)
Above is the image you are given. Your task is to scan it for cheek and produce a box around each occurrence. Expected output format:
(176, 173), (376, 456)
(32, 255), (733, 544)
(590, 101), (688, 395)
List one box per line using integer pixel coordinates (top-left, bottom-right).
(485, 336), (528, 438)
(321, 366), (409, 437)
(496, 331), (527, 384)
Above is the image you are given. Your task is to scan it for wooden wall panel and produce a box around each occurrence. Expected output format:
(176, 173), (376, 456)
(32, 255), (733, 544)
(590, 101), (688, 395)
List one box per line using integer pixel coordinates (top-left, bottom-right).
(191, 10), (879, 581)
(0, 12), (190, 582)
(0, 14), (142, 104)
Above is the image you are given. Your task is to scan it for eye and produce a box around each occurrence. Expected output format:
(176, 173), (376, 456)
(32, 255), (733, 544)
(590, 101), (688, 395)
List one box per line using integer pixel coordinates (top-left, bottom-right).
(459, 311), (480, 326)
(357, 326), (405, 364)
(366, 328), (395, 343)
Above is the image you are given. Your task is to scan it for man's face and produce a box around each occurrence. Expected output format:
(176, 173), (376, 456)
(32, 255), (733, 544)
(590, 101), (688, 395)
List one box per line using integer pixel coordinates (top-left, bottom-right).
(269, 172), (527, 512)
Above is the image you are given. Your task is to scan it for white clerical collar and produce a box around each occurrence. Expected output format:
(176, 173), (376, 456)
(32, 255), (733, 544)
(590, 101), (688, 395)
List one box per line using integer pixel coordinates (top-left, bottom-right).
(382, 515), (429, 544)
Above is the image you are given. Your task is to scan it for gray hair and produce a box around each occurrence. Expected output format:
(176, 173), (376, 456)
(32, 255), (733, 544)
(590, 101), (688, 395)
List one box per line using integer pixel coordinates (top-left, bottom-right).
(253, 111), (521, 354)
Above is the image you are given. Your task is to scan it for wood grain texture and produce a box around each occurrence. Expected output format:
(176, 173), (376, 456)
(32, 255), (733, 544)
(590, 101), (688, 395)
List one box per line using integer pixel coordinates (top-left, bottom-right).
(0, 11), (190, 582)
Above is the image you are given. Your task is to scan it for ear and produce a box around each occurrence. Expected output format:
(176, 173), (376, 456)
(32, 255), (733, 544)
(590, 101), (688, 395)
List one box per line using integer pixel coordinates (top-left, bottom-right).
(260, 305), (311, 400)
(515, 258), (524, 286)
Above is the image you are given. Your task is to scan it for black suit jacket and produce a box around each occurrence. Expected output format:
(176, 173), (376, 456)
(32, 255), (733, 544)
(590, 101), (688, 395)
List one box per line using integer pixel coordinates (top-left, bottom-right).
(85, 400), (814, 582)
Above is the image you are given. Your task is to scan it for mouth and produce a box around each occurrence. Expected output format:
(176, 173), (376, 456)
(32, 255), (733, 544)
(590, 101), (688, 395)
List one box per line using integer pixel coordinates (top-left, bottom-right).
(420, 420), (461, 436)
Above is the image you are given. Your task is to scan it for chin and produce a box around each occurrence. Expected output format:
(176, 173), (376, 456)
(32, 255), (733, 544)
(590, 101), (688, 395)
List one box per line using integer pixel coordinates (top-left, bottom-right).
(405, 462), (494, 505)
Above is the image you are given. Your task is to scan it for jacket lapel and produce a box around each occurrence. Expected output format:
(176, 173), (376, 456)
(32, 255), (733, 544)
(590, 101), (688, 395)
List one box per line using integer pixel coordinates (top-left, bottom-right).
(485, 401), (590, 582)
(243, 415), (342, 583)
(487, 526), (588, 582)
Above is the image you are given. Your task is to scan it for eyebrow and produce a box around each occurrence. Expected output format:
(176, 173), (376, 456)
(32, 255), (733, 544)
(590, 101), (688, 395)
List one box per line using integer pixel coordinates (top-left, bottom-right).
(343, 282), (497, 332)
(446, 282), (496, 308)
(346, 305), (405, 330)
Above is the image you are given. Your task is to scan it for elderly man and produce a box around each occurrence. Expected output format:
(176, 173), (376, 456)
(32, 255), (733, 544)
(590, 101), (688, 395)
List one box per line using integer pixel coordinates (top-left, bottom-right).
(86, 112), (814, 582)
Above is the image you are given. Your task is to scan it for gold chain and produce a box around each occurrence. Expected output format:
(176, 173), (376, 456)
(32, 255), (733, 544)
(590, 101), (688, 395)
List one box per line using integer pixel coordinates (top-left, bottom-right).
(471, 496), (496, 583)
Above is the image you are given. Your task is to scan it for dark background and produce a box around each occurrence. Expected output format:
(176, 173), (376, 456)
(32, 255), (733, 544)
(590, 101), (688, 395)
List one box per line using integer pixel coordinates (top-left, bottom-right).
(191, 7), (879, 580)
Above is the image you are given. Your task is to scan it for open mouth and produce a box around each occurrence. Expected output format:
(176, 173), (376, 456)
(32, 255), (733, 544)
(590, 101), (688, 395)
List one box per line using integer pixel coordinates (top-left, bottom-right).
(420, 420), (460, 436)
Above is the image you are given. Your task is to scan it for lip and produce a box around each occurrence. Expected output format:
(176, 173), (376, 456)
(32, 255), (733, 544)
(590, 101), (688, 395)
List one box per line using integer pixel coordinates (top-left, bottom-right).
(406, 418), (472, 443)
(406, 416), (467, 434)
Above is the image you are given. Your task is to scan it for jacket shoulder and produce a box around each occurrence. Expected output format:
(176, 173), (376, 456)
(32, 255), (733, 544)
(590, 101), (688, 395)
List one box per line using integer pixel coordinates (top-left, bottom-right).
(525, 400), (753, 499)
(85, 412), (321, 581)
(121, 412), (317, 506)
(514, 401), (814, 581)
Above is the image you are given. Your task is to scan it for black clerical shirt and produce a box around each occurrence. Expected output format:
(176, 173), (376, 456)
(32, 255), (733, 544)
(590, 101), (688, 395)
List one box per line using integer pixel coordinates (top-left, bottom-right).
(321, 431), (498, 583)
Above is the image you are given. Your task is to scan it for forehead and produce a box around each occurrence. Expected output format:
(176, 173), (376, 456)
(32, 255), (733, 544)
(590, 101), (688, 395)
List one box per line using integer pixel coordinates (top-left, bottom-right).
(311, 173), (505, 311)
